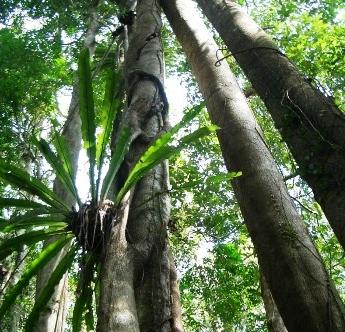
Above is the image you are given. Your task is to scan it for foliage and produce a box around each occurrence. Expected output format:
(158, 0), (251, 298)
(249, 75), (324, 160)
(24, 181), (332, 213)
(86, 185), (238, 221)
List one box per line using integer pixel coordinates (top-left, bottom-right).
(181, 243), (264, 331)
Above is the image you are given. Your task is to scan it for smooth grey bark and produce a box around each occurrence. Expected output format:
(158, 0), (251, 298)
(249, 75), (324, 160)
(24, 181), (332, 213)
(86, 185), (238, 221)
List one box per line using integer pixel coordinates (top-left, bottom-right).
(161, 0), (345, 331)
(34, 5), (99, 331)
(196, 0), (345, 251)
(8, 251), (27, 332)
(260, 272), (288, 332)
(169, 250), (184, 332)
(6, 158), (33, 332)
(34, 83), (82, 332)
(97, 0), (177, 331)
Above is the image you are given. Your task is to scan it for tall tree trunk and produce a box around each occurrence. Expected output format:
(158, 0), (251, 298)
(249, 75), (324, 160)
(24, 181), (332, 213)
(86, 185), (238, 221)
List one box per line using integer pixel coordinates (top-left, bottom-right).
(169, 250), (184, 331)
(6, 157), (33, 332)
(161, 0), (345, 331)
(195, 0), (345, 251)
(97, 0), (179, 331)
(34, 5), (99, 331)
(34, 83), (82, 332)
(260, 271), (287, 332)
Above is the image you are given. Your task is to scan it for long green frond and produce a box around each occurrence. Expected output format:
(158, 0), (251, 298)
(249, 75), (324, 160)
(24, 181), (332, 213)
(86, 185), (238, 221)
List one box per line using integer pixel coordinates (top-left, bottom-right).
(0, 161), (68, 210)
(0, 229), (68, 261)
(0, 235), (73, 320)
(9, 208), (67, 223)
(25, 244), (77, 332)
(116, 125), (217, 204)
(100, 127), (130, 201)
(96, 70), (123, 200)
(96, 70), (122, 167)
(78, 47), (96, 202)
(32, 137), (81, 205)
(52, 122), (82, 206)
(0, 215), (67, 233)
(0, 198), (48, 209)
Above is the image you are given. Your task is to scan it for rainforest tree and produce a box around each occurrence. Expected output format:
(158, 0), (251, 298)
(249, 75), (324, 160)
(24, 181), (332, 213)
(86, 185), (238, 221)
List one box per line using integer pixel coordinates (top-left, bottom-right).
(0, 0), (344, 331)
(196, 0), (345, 251)
(161, 0), (345, 330)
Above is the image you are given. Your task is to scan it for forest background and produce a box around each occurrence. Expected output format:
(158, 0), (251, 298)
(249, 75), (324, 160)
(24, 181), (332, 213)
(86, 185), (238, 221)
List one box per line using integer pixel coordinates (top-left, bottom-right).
(0, 0), (344, 331)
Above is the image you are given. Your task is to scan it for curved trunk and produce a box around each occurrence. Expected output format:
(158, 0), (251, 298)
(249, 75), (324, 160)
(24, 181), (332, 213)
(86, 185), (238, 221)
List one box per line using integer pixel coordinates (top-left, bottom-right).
(161, 0), (345, 331)
(260, 270), (287, 332)
(195, 0), (345, 251)
(5, 159), (33, 332)
(34, 5), (99, 331)
(34, 82), (82, 332)
(97, 0), (180, 331)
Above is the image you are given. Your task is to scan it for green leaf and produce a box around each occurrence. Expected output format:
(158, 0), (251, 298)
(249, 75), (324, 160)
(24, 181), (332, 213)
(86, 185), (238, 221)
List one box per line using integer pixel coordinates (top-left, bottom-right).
(52, 121), (81, 206)
(0, 198), (48, 209)
(0, 215), (67, 233)
(32, 136), (81, 205)
(176, 172), (242, 191)
(96, 70), (123, 166)
(9, 208), (67, 223)
(25, 244), (77, 332)
(96, 70), (123, 200)
(72, 254), (95, 332)
(150, 103), (205, 150)
(116, 125), (217, 204)
(100, 127), (131, 201)
(0, 161), (68, 210)
(0, 229), (68, 261)
(78, 47), (96, 202)
(0, 235), (73, 320)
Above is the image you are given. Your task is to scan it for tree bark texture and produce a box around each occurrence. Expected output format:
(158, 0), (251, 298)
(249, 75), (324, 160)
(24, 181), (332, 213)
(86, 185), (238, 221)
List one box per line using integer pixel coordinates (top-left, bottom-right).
(196, 0), (345, 251)
(260, 270), (287, 332)
(34, 82), (82, 332)
(169, 250), (184, 332)
(34, 4), (99, 330)
(161, 0), (345, 331)
(5, 159), (33, 332)
(97, 0), (180, 331)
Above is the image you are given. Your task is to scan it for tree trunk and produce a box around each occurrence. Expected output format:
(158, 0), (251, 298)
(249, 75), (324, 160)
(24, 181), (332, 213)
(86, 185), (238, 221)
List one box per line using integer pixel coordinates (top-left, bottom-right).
(34, 83), (82, 332)
(169, 250), (184, 332)
(34, 5), (99, 331)
(97, 0), (180, 331)
(5, 157), (34, 332)
(260, 271), (287, 332)
(196, 0), (345, 251)
(161, 0), (345, 331)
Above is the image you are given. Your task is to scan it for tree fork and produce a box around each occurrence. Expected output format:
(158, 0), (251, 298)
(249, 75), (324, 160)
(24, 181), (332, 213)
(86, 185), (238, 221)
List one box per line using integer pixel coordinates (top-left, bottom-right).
(196, 0), (345, 251)
(161, 0), (345, 330)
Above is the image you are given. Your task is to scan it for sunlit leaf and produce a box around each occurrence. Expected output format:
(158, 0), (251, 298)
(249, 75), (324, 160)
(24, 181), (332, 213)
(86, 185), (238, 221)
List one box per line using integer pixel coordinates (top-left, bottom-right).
(0, 161), (68, 210)
(100, 127), (130, 201)
(116, 125), (217, 204)
(96, 70), (123, 199)
(52, 119), (81, 206)
(32, 136), (81, 205)
(78, 47), (96, 202)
